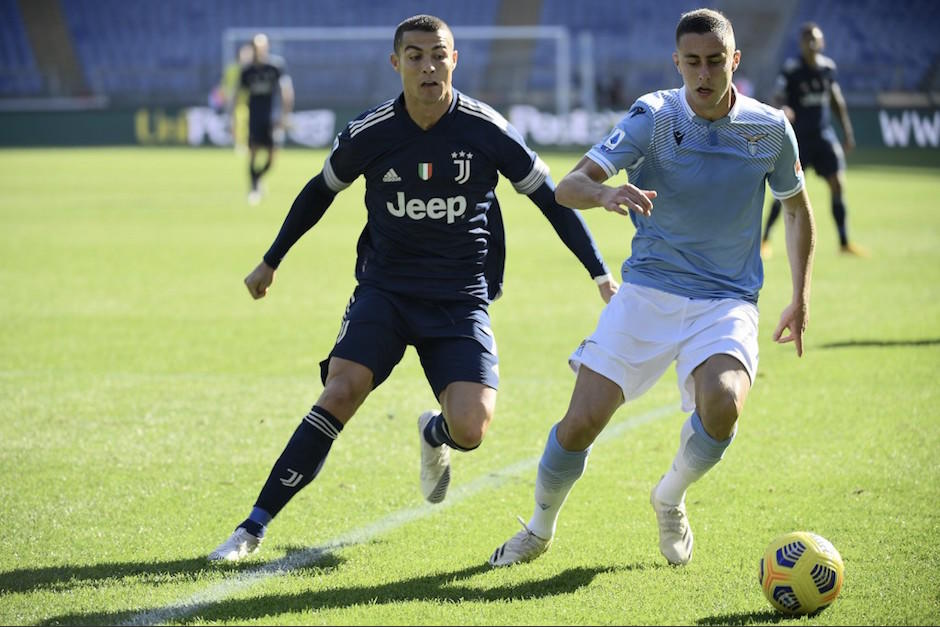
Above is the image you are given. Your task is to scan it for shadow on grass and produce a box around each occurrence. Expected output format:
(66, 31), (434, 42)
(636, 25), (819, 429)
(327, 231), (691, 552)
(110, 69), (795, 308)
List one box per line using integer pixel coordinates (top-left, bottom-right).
(0, 546), (345, 594)
(698, 606), (838, 625)
(36, 559), (653, 625)
(819, 338), (940, 349)
(697, 609), (788, 625)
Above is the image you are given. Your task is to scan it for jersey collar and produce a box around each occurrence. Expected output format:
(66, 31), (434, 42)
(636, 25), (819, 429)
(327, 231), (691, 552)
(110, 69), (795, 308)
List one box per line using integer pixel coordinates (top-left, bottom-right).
(395, 89), (460, 131)
(679, 83), (741, 126)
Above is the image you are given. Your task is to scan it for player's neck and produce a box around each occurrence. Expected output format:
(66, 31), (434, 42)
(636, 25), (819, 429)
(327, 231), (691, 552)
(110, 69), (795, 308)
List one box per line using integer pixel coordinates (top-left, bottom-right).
(686, 86), (736, 121)
(403, 91), (453, 130)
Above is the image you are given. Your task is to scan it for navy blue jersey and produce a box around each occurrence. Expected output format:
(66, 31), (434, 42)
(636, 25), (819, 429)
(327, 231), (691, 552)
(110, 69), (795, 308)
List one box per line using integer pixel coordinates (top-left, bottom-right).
(240, 59), (283, 123)
(774, 54), (838, 138)
(322, 90), (552, 304)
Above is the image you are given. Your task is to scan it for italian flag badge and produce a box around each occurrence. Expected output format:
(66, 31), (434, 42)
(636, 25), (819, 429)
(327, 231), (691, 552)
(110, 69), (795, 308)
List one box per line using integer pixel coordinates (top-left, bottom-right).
(418, 162), (433, 180)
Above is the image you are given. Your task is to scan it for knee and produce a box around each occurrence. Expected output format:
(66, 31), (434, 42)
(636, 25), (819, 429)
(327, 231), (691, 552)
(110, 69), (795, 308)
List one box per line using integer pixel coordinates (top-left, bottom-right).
(445, 406), (490, 449)
(828, 177), (844, 199)
(556, 410), (606, 451)
(319, 376), (370, 417)
(697, 378), (745, 440)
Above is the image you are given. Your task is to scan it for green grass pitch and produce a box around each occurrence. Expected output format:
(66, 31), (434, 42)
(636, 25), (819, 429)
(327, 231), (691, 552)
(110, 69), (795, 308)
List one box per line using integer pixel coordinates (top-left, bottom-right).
(0, 146), (938, 625)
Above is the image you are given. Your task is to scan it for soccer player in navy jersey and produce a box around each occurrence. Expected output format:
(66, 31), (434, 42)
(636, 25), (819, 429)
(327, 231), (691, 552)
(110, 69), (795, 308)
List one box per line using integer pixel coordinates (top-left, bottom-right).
(240, 33), (294, 205)
(761, 22), (865, 258)
(489, 8), (816, 568)
(209, 14), (616, 562)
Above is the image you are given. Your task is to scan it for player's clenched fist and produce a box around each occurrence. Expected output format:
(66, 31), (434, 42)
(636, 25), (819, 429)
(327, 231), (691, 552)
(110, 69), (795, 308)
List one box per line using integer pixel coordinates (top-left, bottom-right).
(244, 261), (275, 299)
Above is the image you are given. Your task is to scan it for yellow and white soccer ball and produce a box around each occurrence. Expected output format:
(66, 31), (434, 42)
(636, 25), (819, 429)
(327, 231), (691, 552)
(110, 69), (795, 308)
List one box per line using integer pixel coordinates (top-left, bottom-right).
(759, 531), (845, 615)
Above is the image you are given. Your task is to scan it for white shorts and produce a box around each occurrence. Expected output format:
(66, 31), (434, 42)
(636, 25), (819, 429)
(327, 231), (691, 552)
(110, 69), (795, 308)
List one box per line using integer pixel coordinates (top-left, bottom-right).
(569, 283), (759, 412)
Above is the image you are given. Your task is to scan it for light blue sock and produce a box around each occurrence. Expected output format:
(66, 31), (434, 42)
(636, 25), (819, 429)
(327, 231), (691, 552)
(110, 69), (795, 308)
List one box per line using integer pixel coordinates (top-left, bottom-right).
(528, 423), (590, 539)
(655, 411), (735, 505)
(684, 411), (734, 471)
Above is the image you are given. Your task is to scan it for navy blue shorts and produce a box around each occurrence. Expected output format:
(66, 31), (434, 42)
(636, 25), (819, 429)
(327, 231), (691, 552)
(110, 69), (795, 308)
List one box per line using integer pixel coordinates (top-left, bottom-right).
(248, 116), (274, 147)
(319, 285), (499, 397)
(798, 127), (845, 178)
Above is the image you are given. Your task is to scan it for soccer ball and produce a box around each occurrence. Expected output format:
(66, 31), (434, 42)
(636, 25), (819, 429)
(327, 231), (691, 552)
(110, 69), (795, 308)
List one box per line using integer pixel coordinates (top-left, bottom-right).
(759, 531), (844, 615)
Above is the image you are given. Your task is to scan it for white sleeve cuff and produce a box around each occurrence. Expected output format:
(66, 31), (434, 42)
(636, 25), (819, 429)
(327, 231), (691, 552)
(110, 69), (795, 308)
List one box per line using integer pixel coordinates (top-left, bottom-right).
(594, 273), (615, 285)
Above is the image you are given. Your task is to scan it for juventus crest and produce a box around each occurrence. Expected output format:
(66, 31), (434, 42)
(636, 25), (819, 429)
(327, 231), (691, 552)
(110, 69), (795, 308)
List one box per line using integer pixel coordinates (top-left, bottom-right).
(452, 151), (473, 184)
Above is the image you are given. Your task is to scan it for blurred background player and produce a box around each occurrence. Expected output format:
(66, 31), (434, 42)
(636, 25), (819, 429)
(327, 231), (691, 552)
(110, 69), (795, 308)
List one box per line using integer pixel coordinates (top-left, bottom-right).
(221, 43), (254, 155)
(239, 33), (294, 205)
(761, 22), (865, 258)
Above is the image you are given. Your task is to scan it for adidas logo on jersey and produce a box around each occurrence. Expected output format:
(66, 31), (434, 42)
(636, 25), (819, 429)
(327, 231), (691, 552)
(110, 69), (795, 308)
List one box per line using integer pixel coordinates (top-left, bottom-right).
(382, 168), (402, 183)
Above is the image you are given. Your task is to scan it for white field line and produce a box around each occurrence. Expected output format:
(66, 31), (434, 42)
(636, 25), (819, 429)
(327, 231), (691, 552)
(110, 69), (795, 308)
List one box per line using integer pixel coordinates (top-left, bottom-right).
(125, 404), (678, 626)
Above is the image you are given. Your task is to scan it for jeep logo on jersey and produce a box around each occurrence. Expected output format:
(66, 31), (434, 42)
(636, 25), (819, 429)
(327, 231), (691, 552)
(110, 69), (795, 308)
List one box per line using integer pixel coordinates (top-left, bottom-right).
(386, 192), (467, 223)
(452, 151), (473, 184)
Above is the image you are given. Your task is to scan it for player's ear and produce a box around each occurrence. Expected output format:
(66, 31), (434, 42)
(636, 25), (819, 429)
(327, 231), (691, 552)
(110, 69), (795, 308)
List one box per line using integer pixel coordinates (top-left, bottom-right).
(672, 51), (680, 72)
(390, 52), (400, 72)
(731, 49), (741, 72)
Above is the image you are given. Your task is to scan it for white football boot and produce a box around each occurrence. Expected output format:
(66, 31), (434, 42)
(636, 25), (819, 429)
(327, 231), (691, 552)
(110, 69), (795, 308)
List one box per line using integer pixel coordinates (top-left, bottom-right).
(418, 410), (451, 504)
(208, 527), (263, 563)
(488, 516), (552, 567)
(650, 486), (693, 565)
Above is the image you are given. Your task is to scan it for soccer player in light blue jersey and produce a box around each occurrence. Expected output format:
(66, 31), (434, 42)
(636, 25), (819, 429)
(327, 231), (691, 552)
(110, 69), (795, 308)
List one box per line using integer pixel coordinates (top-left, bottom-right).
(490, 8), (817, 568)
(208, 15), (616, 563)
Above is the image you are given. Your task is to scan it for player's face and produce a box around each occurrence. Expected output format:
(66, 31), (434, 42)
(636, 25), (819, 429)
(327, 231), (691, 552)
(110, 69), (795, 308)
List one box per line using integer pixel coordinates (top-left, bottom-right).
(800, 28), (824, 59)
(673, 31), (740, 121)
(391, 29), (458, 108)
(252, 35), (269, 63)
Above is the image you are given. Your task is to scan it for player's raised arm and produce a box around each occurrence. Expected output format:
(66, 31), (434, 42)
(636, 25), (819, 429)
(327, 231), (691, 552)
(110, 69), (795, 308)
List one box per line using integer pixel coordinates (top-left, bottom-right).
(772, 187), (816, 356)
(555, 156), (656, 217)
(244, 173), (338, 299)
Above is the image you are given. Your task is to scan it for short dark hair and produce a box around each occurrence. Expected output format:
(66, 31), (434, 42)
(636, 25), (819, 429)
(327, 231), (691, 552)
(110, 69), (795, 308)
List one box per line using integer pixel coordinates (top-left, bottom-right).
(393, 14), (452, 53)
(800, 21), (822, 38)
(675, 8), (735, 49)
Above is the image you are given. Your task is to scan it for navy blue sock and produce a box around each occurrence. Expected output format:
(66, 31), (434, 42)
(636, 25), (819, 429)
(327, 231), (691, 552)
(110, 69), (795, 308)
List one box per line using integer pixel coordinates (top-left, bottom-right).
(239, 507), (270, 538)
(250, 405), (343, 526)
(832, 199), (848, 246)
(422, 412), (477, 452)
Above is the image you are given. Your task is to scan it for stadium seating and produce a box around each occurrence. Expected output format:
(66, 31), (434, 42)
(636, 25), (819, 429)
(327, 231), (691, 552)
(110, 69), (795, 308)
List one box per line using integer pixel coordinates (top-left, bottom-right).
(54, 0), (499, 107)
(0, 0), (44, 97)
(0, 0), (936, 105)
(783, 0), (940, 92)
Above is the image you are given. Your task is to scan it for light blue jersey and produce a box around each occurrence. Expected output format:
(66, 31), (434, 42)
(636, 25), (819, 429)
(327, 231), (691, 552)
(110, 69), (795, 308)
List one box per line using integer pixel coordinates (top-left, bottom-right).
(587, 86), (804, 303)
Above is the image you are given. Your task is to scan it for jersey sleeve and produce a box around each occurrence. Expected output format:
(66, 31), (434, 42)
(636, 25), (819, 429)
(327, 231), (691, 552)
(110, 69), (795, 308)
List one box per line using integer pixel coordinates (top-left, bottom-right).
(775, 59), (799, 106)
(828, 58), (839, 84)
(768, 117), (805, 200)
(773, 71), (788, 102)
(321, 124), (363, 193)
(272, 54), (288, 76)
(493, 119), (550, 195)
(585, 100), (653, 178)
